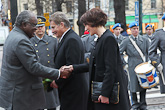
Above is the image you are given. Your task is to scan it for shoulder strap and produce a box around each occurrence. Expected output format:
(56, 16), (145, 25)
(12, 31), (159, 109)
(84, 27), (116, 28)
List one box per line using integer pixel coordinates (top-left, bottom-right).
(129, 36), (145, 62)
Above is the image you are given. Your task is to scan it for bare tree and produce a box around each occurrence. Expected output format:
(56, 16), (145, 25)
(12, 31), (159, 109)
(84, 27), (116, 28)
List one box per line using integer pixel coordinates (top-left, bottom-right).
(35, 0), (43, 15)
(113, 0), (126, 26)
(77, 0), (86, 36)
(54, 0), (65, 11)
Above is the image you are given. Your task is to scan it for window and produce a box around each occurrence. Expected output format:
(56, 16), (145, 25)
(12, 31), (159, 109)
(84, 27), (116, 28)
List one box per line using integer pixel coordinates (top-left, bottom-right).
(66, 1), (72, 13)
(24, 4), (28, 10)
(125, 0), (129, 10)
(95, 0), (100, 8)
(109, 0), (114, 10)
(151, 0), (156, 9)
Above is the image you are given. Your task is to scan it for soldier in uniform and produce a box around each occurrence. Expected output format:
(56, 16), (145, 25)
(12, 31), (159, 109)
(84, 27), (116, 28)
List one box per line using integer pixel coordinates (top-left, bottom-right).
(120, 21), (150, 110)
(112, 23), (125, 44)
(149, 14), (165, 94)
(30, 16), (60, 110)
(144, 24), (154, 42)
(81, 31), (97, 64)
(121, 23), (129, 36)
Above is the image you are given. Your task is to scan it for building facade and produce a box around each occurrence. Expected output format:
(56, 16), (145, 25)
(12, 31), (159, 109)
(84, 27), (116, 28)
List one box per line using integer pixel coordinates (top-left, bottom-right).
(1, 0), (165, 34)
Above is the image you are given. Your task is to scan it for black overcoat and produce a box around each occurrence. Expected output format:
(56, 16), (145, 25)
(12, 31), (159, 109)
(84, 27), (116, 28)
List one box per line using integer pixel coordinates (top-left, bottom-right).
(54, 29), (88, 110)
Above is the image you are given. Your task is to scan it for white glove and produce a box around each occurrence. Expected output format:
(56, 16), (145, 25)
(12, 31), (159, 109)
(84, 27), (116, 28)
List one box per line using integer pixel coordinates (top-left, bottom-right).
(148, 60), (151, 65)
(123, 64), (129, 75)
(157, 63), (163, 73)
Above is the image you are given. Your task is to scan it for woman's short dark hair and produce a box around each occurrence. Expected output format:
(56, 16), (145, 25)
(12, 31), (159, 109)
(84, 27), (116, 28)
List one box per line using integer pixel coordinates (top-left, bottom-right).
(80, 8), (107, 27)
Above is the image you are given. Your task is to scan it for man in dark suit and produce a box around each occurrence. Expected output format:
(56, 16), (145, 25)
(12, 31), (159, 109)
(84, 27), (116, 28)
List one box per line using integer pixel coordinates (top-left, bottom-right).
(49, 12), (88, 110)
(30, 16), (60, 110)
(0, 10), (70, 110)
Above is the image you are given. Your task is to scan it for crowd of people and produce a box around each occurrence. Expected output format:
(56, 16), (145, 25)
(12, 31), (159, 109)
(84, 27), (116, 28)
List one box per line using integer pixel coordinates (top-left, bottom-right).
(0, 7), (165, 110)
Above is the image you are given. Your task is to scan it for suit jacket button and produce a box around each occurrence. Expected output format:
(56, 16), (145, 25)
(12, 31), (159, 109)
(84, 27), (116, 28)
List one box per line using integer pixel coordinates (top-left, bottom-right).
(36, 50), (38, 52)
(48, 61), (50, 63)
(47, 54), (49, 57)
(35, 44), (37, 46)
(47, 48), (49, 51)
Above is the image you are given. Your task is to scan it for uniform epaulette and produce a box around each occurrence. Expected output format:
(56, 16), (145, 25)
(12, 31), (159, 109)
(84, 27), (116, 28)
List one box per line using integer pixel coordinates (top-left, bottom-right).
(81, 34), (89, 38)
(155, 28), (163, 32)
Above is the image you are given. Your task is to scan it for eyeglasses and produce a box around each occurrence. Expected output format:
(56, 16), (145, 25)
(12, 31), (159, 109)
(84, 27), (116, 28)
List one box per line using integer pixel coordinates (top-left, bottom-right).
(27, 22), (37, 27)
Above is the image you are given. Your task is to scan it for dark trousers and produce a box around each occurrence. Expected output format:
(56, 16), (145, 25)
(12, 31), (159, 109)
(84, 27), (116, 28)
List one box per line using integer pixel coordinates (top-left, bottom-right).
(131, 89), (147, 110)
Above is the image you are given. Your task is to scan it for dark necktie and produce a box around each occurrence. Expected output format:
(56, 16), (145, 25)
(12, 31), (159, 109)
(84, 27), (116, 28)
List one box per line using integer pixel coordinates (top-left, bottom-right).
(57, 40), (60, 48)
(135, 37), (137, 43)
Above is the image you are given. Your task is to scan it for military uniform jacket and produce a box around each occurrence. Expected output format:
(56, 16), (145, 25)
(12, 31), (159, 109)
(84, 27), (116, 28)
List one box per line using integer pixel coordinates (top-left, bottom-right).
(149, 29), (165, 93)
(113, 34), (126, 45)
(0, 27), (59, 110)
(81, 34), (96, 63)
(143, 34), (154, 43)
(30, 35), (60, 109)
(120, 35), (150, 92)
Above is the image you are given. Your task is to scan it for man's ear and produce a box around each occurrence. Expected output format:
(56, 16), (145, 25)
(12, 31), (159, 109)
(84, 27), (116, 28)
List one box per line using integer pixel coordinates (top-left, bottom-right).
(21, 22), (27, 28)
(60, 22), (65, 27)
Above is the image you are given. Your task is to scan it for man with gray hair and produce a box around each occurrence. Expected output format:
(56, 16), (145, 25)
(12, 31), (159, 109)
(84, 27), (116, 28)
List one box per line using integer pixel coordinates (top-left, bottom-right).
(50, 12), (88, 110)
(0, 10), (71, 110)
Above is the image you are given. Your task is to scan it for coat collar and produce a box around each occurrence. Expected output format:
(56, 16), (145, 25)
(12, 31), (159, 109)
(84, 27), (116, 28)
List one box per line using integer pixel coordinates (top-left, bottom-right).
(130, 34), (143, 42)
(54, 29), (73, 57)
(13, 26), (29, 39)
(33, 34), (48, 44)
(97, 29), (109, 42)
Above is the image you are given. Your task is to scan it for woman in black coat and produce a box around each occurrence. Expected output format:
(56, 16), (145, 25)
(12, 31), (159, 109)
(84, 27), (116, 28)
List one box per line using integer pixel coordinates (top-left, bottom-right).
(66, 8), (130, 110)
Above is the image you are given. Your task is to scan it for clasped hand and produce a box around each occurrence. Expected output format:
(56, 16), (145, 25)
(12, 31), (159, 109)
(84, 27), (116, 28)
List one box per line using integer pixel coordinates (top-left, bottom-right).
(59, 65), (73, 79)
(51, 65), (73, 88)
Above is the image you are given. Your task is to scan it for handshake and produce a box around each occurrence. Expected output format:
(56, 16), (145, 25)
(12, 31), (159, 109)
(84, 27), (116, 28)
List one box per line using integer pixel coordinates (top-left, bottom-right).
(59, 65), (74, 79)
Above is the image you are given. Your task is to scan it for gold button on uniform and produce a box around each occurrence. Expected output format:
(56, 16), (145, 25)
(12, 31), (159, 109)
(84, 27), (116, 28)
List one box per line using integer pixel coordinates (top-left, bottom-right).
(35, 44), (37, 46)
(48, 61), (50, 63)
(46, 42), (48, 45)
(47, 48), (49, 51)
(36, 50), (38, 52)
(47, 54), (49, 57)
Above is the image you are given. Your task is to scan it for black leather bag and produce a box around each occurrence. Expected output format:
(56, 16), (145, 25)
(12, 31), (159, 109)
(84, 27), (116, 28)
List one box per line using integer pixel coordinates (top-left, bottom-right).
(91, 81), (120, 104)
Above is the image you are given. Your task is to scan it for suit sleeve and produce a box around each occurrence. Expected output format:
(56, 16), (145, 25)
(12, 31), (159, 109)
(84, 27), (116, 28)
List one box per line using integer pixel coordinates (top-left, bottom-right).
(149, 32), (160, 66)
(15, 39), (59, 80)
(73, 63), (89, 73)
(101, 36), (118, 97)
